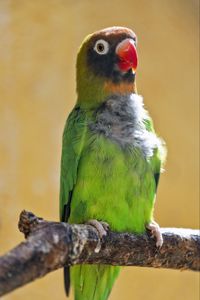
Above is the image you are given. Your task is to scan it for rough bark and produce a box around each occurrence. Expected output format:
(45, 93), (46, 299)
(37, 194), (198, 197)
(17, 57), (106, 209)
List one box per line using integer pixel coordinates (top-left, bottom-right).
(0, 210), (199, 296)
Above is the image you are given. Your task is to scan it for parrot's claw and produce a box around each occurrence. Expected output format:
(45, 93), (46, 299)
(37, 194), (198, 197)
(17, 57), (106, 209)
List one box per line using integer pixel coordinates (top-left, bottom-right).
(87, 219), (109, 238)
(146, 221), (163, 248)
(86, 219), (109, 253)
(99, 221), (110, 232)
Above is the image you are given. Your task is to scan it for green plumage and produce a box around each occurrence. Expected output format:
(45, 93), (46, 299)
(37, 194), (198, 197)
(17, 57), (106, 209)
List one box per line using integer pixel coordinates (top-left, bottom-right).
(60, 27), (165, 300)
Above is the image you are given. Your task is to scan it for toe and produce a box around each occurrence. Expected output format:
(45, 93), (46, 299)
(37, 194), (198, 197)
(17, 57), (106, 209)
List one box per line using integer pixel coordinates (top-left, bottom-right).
(100, 221), (110, 231)
(146, 221), (163, 248)
(87, 219), (107, 239)
(86, 219), (109, 253)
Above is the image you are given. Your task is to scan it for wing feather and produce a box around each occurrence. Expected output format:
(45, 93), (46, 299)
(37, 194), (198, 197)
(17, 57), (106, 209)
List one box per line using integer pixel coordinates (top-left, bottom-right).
(59, 106), (87, 296)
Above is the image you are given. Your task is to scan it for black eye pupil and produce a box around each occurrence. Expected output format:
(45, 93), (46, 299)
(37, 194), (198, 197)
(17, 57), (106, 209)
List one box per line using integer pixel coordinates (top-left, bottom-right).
(97, 43), (104, 52)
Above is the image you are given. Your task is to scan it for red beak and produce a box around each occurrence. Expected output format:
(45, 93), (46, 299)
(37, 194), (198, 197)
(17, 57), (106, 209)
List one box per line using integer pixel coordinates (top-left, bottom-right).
(116, 39), (138, 72)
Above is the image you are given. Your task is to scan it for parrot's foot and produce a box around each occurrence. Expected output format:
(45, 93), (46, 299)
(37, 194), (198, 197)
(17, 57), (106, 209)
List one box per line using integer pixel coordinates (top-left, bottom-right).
(86, 219), (109, 253)
(87, 219), (109, 238)
(146, 221), (163, 248)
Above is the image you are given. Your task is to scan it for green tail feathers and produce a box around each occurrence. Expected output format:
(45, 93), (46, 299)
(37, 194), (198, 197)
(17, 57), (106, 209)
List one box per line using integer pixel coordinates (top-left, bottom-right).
(71, 265), (120, 300)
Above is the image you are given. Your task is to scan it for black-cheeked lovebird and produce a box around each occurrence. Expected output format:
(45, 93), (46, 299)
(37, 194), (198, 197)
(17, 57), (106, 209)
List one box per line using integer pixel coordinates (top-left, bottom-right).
(60, 26), (166, 300)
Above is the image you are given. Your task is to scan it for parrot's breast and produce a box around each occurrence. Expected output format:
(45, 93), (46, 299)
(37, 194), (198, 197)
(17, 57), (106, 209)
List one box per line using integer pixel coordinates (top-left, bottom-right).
(89, 93), (160, 158)
(69, 94), (159, 233)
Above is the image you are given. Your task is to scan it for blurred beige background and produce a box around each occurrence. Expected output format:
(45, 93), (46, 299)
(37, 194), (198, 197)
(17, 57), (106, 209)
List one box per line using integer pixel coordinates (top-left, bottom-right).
(0, 0), (199, 299)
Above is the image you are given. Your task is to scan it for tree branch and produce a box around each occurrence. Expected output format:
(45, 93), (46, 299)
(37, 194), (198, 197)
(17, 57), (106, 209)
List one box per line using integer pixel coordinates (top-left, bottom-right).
(0, 210), (199, 296)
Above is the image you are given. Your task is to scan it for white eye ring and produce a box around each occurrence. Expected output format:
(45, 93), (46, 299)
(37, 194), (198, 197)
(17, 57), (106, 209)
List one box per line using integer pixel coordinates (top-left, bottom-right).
(94, 39), (109, 55)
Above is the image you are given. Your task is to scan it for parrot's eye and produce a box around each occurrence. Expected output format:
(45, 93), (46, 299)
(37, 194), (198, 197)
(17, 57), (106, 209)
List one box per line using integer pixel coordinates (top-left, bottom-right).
(94, 39), (109, 55)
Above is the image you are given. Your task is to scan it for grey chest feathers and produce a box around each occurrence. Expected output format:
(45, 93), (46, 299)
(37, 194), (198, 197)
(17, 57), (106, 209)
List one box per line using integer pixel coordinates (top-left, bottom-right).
(89, 93), (161, 158)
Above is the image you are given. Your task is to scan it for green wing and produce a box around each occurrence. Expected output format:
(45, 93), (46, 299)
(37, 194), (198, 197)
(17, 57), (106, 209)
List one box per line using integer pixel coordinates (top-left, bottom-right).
(59, 106), (87, 221)
(59, 106), (87, 296)
(143, 116), (166, 191)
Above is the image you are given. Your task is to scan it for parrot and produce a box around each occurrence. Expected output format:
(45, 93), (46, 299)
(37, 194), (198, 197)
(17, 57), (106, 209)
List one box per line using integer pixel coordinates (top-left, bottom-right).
(59, 26), (166, 300)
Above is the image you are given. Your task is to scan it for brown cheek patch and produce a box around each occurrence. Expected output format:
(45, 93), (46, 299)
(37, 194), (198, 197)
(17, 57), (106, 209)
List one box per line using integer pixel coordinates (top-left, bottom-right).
(104, 81), (137, 94)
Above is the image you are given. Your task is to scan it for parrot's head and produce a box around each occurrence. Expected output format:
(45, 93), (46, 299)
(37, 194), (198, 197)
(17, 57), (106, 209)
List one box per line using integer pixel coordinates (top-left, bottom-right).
(76, 26), (138, 107)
